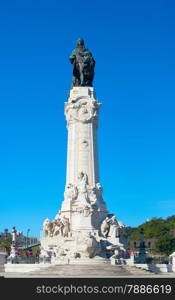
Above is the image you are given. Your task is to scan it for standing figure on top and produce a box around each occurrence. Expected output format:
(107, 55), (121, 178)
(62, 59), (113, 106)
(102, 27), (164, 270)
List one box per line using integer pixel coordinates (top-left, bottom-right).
(69, 38), (95, 87)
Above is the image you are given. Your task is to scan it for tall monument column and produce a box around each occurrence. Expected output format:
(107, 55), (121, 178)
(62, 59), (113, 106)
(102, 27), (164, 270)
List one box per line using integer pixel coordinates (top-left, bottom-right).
(40, 39), (126, 264)
(60, 86), (107, 231)
(65, 87), (100, 188)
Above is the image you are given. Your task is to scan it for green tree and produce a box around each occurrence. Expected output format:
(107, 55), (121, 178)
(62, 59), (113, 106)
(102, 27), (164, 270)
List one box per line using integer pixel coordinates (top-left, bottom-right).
(31, 246), (40, 256)
(166, 215), (175, 230)
(123, 227), (136, 239)
(122, 215), (175, 255)
(0, 239), (11, 253)
(155, 234), (175, 256)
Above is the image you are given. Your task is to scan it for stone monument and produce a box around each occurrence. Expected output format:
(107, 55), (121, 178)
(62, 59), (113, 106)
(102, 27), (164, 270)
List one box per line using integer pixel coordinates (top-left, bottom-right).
(7, 227), (17, 263)
(40, 39), (126, 264)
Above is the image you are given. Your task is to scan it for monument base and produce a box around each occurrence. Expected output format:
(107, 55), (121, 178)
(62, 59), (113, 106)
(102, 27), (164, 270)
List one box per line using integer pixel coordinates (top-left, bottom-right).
(40, 225), (127, 266)
(40, 87), (127, 265)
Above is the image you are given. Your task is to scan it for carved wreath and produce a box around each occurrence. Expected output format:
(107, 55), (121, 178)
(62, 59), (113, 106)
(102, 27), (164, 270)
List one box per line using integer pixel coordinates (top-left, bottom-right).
(65, 99), (100, 124)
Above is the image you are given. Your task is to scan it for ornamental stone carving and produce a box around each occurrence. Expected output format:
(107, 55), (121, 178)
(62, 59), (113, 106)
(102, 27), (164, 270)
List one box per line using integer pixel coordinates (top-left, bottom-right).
(101, 217), (110, 238)
(52, 219), (62, 236)
(77, 171), (91, 207)
(64, 183), (78, 202)
(89, 188), (98, 205)
(61, 215), (70, 237)
(108, 216), (125, 238)
(100, 215), (125, 240)
(80, 139), (89, 149)
(69, 172), (107, 214)
(65, 98), (101, 125)
(43, 215), (71, 238)
(43, 218), (53, 237)
(79, 205), (93, 217)
(75, 232), (100, 258)
(108, 216), (120, 238)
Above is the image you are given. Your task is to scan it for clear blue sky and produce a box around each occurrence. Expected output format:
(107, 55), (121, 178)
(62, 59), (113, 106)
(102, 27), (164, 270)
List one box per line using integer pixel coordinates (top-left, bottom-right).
(0, 0), (175, 238)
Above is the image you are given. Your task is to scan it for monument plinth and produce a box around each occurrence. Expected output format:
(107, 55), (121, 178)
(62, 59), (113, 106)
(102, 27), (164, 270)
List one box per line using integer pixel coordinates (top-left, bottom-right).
(61, 86), (107, 232)
(40, 39), (126, 264)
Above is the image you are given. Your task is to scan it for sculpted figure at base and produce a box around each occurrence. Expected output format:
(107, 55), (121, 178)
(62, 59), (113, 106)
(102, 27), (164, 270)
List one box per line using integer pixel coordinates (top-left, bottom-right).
(95, 183), (106, 210)
(109, 216), (120, 238)
(52, 219), (62, 236)
(61, 215), (70, 237)
(64, 183), (78, 202)
(89, 189), (98, 206)
(101, 217), (110, 237)
(43, 218), (53, 237)
(77, 172), (91, 207)
(75, 232), (100, 258)
(43, 216), (71, 238)
(109, 216), (125, 238)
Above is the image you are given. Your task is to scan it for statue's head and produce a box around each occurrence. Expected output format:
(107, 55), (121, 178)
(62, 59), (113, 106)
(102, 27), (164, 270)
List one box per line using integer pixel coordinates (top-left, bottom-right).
(76, 38), (85, 48)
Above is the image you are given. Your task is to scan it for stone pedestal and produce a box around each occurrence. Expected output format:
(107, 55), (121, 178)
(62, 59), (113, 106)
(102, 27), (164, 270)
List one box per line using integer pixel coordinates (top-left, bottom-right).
(40, 87), (126, 264)
(60, 87), (107, 232)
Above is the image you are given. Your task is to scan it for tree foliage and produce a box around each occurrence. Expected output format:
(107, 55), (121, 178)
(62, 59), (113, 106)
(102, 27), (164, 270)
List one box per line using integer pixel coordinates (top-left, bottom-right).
(124, 215), (175, 255)
(0, 238), (11, 253)
(155, 234), (175, 255)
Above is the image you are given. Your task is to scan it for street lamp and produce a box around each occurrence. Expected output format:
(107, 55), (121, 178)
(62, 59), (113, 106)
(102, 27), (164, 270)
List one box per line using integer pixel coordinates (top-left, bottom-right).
(26, 229), (30, 249)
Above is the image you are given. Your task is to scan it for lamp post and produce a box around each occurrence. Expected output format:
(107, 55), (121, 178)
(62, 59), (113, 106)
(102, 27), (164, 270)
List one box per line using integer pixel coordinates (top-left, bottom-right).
(138, 228), (146, 263)
(26, 229), (30, 249)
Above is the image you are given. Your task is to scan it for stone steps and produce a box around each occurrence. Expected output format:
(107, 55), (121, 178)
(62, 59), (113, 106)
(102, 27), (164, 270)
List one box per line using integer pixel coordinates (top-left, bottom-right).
(123, 265), (156, 275)
(27, 264), (155, 277)
(0, 252), (6, 274)
(0, 267), (5, 272)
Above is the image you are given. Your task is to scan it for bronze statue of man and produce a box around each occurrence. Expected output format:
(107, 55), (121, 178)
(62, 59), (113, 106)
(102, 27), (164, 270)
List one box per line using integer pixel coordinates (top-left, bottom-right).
(69, 39), (95, 87)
